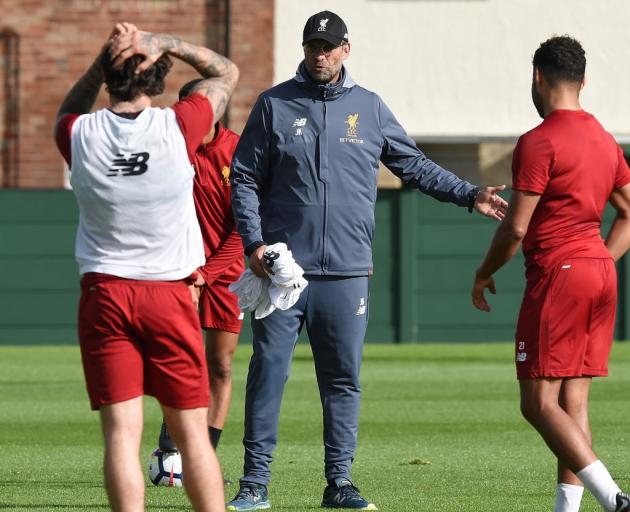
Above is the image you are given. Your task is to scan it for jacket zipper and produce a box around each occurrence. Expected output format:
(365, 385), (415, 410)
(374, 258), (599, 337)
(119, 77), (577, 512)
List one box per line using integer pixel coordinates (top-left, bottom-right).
(321, 88), (328, 273)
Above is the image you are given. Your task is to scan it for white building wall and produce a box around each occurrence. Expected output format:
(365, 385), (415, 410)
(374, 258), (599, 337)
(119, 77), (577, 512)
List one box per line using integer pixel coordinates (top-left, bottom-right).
(274, 0), (630, 140)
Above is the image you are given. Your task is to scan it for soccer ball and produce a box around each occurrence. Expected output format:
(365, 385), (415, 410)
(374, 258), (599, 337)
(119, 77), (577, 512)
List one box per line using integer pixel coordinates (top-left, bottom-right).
(148, 448), (183, 487)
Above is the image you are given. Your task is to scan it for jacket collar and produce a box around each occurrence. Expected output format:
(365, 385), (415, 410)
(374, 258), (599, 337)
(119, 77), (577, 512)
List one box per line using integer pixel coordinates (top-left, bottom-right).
(294, 61), (355, 98)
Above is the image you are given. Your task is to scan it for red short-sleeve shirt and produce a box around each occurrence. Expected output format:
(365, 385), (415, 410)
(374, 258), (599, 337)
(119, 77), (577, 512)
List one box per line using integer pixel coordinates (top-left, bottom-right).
(512, 109), (630, 270)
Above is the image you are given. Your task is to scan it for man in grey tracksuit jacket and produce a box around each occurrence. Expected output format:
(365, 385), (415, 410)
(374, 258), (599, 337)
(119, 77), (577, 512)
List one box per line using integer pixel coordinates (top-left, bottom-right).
(228, 10), (507, 511)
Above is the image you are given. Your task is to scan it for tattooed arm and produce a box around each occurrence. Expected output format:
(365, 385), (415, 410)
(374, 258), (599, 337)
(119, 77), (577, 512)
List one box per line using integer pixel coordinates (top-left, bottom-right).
(109, 30), (239, 121)
(54, 54), (104, 133)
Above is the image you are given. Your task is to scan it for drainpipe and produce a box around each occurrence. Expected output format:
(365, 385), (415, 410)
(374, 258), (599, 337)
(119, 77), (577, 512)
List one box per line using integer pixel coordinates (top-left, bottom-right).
(1, 28), (19, 188)
(223, 0), (231, 128)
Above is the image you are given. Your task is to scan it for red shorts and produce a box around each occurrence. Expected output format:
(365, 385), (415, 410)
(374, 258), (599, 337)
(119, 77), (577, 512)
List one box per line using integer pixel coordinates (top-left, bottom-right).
(515, 258), (617, 379)
(78, 273), (209, 410)
(198, 276), (243, 333)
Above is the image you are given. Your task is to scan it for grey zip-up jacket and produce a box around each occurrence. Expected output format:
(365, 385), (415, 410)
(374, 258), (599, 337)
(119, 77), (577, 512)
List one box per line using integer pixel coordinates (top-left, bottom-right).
(231, 63), (478, 276)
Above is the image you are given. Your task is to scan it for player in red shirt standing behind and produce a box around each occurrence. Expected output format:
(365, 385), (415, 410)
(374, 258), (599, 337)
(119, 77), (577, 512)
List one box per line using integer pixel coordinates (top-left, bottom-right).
(472, 36), (630, 512)
(157, 78), (244, 468)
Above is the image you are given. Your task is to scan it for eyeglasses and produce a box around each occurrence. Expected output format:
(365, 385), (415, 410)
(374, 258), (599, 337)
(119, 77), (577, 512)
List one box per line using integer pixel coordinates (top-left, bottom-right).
(303, 41), (346, 55)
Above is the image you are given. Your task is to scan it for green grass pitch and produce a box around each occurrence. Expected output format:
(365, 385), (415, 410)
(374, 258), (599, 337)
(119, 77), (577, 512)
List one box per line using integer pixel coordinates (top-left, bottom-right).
(1, 342), (630, 511)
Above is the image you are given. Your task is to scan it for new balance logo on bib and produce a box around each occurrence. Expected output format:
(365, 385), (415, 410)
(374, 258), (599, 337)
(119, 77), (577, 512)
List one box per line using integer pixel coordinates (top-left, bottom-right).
(107, 152), (150, 177)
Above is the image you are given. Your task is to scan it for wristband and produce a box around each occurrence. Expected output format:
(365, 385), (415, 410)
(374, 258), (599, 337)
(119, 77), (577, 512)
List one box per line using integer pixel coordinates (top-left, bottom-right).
(245, 240), (265, 257)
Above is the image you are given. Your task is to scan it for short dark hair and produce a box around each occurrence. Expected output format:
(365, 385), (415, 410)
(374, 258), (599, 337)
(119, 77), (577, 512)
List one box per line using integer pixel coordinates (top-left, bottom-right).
(101, 51), (173, 102)
(533, 35), (586, 86)
(178, 78), (204, 100)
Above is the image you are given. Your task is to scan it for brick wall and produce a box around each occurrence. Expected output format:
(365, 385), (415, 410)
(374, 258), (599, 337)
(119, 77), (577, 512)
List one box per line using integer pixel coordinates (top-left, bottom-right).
(0, 0), (273, 188)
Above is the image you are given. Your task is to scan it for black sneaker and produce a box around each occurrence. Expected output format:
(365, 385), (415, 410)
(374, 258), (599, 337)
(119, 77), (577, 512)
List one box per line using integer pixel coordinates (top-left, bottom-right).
(158, 418), (178, 453)
(226, 483), (270, 511)
(616, 492), (630, 512)
(321, 478), (377, 510)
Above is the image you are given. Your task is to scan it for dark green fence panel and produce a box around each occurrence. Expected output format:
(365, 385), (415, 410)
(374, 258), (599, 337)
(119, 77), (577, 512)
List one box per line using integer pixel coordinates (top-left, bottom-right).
(372, 188), (624, 343)
(0, 191), (80, 344)
(368, 191), (398, 342)
(0, 189), (625, 344)
(400, 187), (526, 342)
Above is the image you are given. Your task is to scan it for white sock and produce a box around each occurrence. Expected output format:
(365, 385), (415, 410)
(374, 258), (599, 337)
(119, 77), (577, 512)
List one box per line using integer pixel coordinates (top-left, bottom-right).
(576, 460), (621, 512)
(554, 483), (584, 512)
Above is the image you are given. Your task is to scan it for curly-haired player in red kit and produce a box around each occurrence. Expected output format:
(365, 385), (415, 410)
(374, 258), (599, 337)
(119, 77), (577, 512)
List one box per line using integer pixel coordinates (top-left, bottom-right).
(157, 79), (245, 474)
(472, 36), (630, 512)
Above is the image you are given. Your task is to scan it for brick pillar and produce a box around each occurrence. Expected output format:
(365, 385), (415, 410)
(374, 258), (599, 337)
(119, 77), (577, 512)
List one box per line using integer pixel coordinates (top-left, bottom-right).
(228, 0), (274, 133)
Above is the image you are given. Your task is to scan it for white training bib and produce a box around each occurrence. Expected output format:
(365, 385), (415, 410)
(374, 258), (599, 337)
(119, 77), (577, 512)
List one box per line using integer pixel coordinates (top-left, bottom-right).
(69, 107), (204, 280)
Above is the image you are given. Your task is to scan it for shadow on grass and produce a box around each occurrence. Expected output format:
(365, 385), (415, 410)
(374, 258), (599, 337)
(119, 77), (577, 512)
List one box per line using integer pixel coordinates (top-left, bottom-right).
(0, 380), (81, 387)
(0, 505), (108, 510)
(266, 507), (322, 510)
(0, 481), (100, 488)
(292, 351), (511, 364)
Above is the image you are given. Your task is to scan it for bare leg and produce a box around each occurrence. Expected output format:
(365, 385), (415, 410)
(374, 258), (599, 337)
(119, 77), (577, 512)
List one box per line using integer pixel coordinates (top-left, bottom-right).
(205, 328), (239, 430)
(99, 396), (145, 512)
(519, 378), (596, 472)
(557, 377), (593, 485)
(162, 405), (225, 512)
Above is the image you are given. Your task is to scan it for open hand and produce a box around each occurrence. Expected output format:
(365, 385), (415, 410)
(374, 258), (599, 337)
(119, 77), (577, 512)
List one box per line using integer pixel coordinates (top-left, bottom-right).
(474, 185), (508, 221)
(108, 24), (165, 74)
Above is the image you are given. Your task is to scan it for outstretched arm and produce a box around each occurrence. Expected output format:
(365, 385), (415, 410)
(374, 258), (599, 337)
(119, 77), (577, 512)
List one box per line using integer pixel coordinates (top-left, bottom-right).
(109, 29), (238, 121)
(378, 97), (507, 220)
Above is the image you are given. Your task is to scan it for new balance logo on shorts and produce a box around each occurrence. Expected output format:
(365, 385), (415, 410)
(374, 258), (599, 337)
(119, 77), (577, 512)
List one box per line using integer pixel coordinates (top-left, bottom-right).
(107, 152), (150, 177)
(516, 340), (527, 362)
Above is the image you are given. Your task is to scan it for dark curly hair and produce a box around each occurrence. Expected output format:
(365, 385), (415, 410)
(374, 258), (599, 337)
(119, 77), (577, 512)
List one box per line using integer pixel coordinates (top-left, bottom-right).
(178, 78), (204, 100)
(533, 35), (585, 86)
(100, 50), (173, 102)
